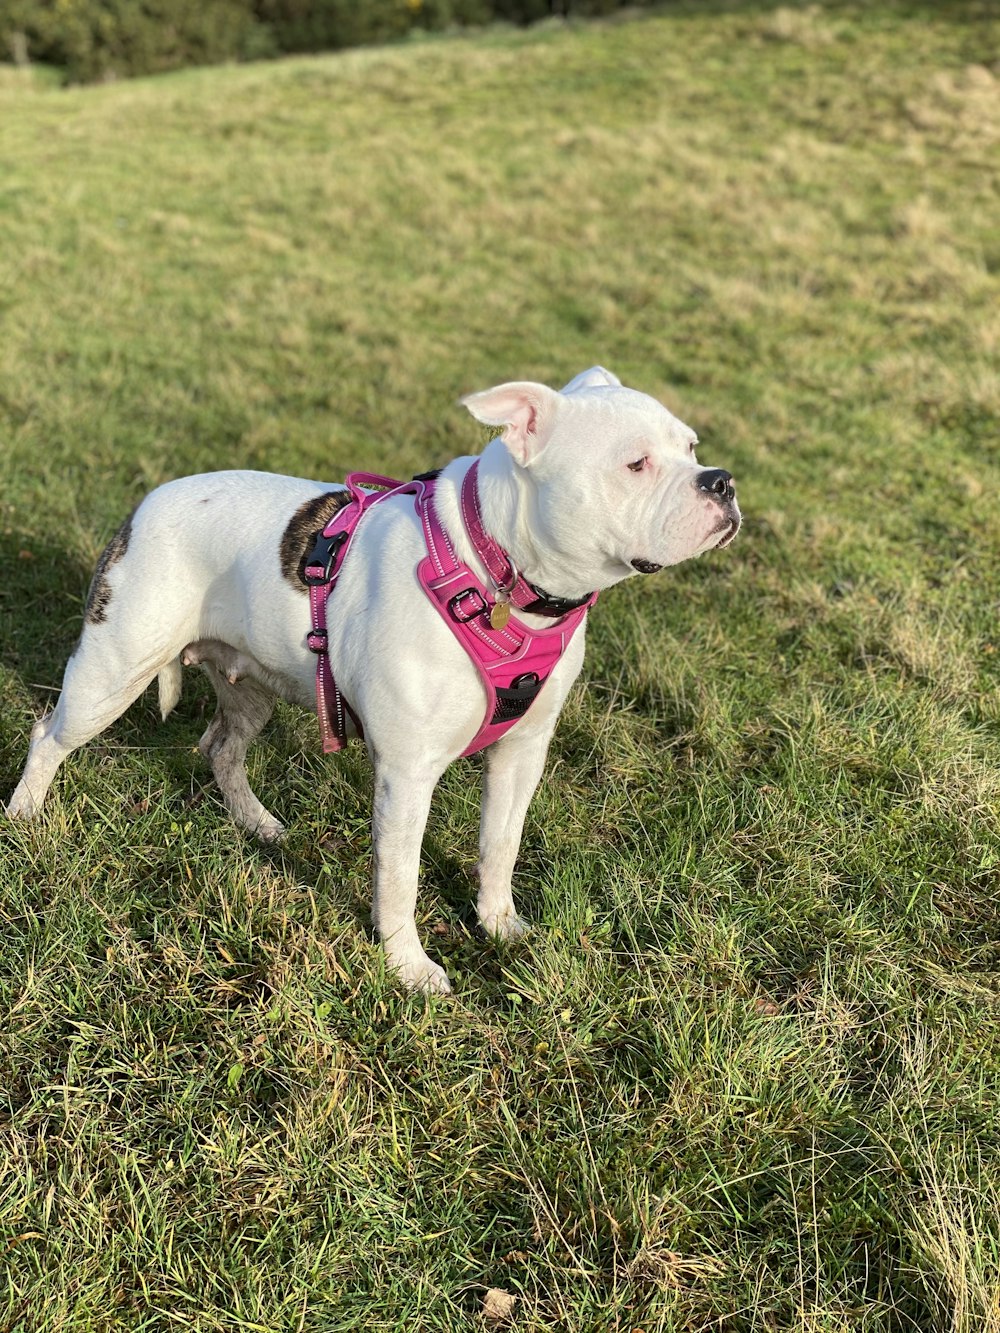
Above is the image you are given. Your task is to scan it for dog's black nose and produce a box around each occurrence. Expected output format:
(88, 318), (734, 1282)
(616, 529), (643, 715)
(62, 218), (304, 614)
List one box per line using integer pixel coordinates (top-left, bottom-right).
(697, 468), (734, 501)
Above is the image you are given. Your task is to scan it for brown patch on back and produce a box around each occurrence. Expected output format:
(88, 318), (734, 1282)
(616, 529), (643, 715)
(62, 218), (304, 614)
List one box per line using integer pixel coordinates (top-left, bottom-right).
(280, 490), (350, 593)
(85, 511), (135, 625)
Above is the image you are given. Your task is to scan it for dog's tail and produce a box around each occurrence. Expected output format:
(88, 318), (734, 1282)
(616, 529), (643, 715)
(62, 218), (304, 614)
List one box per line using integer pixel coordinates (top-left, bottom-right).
(157, 658), (183, 721)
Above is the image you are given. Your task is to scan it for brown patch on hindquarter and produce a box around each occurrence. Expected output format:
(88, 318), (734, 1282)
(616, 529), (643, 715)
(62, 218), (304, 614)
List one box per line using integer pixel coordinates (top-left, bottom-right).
(280, 491), (350, 592)
(85, 511), (135, 625)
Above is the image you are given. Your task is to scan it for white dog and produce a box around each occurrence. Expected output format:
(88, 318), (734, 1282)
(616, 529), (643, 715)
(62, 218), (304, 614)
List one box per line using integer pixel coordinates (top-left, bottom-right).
(7, 368), (740, 993)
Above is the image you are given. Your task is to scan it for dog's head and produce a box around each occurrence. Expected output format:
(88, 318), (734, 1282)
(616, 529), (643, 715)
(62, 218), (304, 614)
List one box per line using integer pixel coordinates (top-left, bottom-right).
(462, 367), (741, 594)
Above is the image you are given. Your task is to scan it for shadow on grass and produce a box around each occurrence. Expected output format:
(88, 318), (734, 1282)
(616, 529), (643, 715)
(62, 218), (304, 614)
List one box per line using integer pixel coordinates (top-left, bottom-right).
(0, 529), (91, 700)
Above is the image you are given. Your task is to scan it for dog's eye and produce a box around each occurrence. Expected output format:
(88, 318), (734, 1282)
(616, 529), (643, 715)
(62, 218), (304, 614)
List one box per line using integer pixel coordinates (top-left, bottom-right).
(627, 457), (647, 473)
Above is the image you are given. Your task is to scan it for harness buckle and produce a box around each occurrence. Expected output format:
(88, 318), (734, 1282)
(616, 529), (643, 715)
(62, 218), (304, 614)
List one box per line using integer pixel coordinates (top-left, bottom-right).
(447, 587), (488, 624)
(511, 672), (540, 691)
(307, 628), (328, 654)
(303, 530), (349, 586)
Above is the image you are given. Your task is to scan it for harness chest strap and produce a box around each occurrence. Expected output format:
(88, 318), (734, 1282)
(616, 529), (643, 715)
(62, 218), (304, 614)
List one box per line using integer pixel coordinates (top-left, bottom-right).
(305, 464), (597, 756)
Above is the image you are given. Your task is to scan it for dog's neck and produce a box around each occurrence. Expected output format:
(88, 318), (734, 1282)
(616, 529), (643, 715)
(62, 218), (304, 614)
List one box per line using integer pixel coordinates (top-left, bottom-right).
(435, 441), (627, 602)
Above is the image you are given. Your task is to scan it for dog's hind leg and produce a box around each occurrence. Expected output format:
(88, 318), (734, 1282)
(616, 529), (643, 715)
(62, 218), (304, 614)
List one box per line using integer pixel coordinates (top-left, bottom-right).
(6, 633), (172, 819)
(196, 661), (284, 843)
(7, 502), (195, 820)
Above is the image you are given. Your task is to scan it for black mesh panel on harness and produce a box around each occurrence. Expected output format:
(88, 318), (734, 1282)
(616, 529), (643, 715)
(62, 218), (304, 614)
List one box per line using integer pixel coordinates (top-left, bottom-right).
(490, 672), (542, 725)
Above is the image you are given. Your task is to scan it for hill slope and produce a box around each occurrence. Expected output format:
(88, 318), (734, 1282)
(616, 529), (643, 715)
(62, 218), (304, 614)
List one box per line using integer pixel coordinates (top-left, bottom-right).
(1, 7), (999, 1330)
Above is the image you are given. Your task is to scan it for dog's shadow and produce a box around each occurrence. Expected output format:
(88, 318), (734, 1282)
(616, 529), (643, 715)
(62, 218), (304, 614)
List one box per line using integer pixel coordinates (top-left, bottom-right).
(0, 530), (91, 790)
(0, 528), (91, 699)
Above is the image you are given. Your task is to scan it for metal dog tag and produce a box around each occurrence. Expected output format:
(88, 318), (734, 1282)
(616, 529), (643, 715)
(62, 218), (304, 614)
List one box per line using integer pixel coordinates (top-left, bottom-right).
(490, 596), (511, 631)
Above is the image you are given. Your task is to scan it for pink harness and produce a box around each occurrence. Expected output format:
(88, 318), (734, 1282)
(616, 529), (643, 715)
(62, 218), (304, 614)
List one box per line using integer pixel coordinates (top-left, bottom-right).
(304, 463), (597, 757)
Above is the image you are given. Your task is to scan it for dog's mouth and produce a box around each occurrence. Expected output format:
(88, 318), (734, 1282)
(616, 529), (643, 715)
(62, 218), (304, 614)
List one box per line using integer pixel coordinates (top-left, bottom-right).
(631, 516), (740, 573)
(714, 516), (740, 549)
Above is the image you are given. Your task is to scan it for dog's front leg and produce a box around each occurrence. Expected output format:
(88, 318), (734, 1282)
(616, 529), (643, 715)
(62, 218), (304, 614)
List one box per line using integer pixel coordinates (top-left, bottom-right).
(477, 726), (555, 941)
(371, 758), (451, 995)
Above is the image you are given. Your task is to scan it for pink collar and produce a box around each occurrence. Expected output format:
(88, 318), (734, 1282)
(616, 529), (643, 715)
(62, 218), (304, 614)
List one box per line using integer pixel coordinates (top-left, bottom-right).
(460, 461), (594, 618)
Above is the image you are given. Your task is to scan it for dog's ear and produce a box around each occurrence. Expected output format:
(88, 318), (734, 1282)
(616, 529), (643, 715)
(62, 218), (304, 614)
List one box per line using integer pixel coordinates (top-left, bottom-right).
(461, 381), (561, 467)
(560, 366), (622, 393)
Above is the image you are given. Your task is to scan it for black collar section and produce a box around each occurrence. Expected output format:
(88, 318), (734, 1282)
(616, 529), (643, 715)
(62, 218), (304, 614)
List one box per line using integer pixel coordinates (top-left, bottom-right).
(521, 583), (596, 618)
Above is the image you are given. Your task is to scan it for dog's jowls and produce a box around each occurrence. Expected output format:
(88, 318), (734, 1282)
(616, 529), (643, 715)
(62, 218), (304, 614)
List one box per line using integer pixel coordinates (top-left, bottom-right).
(6, 367), (740, 993)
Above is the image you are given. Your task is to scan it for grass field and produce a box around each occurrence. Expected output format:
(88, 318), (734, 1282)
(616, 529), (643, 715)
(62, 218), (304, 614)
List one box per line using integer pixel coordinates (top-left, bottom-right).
(2, 2), (999, 1329)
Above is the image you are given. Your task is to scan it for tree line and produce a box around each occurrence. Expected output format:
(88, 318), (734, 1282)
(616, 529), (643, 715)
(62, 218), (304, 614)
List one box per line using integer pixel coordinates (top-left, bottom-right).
(1, 0), (655, 83)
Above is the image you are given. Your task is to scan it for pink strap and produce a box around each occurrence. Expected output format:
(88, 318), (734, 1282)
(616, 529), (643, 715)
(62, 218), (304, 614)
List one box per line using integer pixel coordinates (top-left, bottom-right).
(460, 462), (544, 611)
(309, 473), (423, 752)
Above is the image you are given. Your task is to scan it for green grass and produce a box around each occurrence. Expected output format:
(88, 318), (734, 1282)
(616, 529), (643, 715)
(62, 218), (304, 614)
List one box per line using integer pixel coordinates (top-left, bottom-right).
(2, 4), (1000, 1329)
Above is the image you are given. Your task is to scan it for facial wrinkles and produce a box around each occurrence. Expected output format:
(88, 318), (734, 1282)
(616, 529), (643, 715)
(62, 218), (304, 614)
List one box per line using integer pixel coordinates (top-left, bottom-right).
(527, 438), (638, 594)
(491, 400), (717, 590)
(667, 465), (723, 558)
(607, 457), (694, 567)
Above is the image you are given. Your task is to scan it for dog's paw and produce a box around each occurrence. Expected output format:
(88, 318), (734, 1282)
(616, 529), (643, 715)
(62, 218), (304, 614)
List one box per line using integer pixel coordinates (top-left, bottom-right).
(480, 907), (531, 942)
(255, 816), (286, 845)
(5, 787), (41, 820)
(391, 952), (453, 996)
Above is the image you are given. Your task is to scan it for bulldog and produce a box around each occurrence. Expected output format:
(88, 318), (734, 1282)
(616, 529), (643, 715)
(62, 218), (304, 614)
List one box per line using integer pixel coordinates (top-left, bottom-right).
(7, 367), (740, 993)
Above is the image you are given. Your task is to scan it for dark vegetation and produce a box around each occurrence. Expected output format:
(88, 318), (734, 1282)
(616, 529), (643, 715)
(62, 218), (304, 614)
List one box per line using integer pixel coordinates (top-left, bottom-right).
(2, 0), (657, 83)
